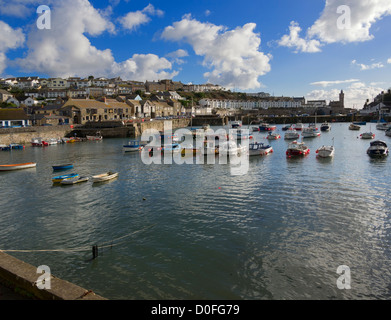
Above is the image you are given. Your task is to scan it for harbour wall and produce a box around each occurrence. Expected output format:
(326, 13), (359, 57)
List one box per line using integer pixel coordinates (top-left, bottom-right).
(0, 125), (73, 145)
(69, 118), (192, 138)
(0, 251), (106, 300)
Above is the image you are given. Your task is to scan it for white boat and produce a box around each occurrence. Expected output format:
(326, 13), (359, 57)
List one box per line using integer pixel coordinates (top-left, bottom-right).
(92, 171), (119, 183)
(61, 176), (89, 185)
(0, 162), (36, 171)
(316, 145), (335, 158)
(218, 140), (246, 156)
(267, 132), (281, 140)
(360, 132), (375, 139)
(87, 132), (103, 141)
(284, 128), (300, 140)
(47, 138), (58, 145)
(249, 142), (273, 156)
(376, 122), (391, 131)
(386, 127), (391, 137)
(293, 123), (304, 131)
(367, 140), (389, 157)
(302, 127), (321, 138)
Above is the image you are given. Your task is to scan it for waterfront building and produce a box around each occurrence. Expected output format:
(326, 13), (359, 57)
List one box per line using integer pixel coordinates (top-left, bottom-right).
(0, 108), (30, 127)
(61, 98), (134, 124)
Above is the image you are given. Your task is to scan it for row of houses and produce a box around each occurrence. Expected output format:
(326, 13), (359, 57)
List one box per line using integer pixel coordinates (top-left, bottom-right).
(0, 77), (223, 93)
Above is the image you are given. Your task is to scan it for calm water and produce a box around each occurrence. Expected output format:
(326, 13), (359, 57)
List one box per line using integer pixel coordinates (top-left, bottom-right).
(1, 122), (391, 300)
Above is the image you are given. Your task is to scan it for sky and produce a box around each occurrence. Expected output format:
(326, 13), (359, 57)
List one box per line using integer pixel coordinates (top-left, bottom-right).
(0, 0), (391, 109)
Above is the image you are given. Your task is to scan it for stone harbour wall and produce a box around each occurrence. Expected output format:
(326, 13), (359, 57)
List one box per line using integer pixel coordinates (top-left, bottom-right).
(0, 126), (73, 145)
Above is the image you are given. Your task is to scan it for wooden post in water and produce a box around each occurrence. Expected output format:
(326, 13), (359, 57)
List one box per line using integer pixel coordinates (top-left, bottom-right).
(92, 245), (99, 259)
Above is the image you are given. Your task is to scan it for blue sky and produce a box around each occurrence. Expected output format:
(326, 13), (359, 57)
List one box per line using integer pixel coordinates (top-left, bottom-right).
(0, 0), (391, 108)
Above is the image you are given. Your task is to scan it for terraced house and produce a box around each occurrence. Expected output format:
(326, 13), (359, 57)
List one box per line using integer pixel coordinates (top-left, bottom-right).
(61, 98), (134, 125)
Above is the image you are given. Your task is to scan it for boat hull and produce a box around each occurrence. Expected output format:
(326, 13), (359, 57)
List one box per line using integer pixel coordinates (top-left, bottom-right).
(92, 172), (118, 183)
(0, 162), (36, 171)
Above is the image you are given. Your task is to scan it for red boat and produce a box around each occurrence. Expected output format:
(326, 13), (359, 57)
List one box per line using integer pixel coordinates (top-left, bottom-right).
(286, 141), (310, 157)
(31, 138), (48, 147)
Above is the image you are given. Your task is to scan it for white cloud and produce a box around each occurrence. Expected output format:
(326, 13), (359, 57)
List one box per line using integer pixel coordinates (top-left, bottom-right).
(111, 54), (178, 81)
(387, 58), (391, 64)
(310, 79), (360, 87)
(0, 21), (25, 75)
(308, 0), (391, 44)
(278, 21), (322, 53)
(306, 82), (385, 109)
(0, 0), (38, 18)
(161, 15), (271, 90)
(279, 0), (391, 52)
(351, 59), (384, 70)
(119, 4), (164, 31)
(14, 0), (176, 81)
(166, 49), (189, 65)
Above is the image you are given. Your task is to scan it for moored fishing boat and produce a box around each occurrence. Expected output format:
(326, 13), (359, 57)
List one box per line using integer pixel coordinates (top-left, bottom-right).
(360, 132), (375, 139)
(0, 162), (36, 171)
(259, 123), (276, 132)
(349, 124), (360, 131)
(293, 123), (304, 131)
(249, 142), (273, 156)
(0, 144), (11, 151)
(92, 171), (118, 183)
(266, 132), (281, 140)
(386, 127), (391, 137)
(123, 140), (144, 153)
(286, 141), (310, 157)
(52, 173), (79, 183)
(284, 128), (300, 140)
(316, 145), (335, 158)
(302, 127), (321, 138)
(86, 132), (103, 141)
(320, 122), (331, 132)
(231, 121), (242, 128)
(367, 140), (389, 157)
(31, 138), (48, 147)
(9, 143), (24, 150)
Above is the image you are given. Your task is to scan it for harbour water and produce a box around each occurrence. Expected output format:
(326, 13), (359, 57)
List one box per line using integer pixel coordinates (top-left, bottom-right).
(1, 122), (391, 300)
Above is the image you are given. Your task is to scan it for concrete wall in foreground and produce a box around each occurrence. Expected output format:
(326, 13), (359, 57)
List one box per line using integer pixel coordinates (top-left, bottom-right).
(0, 251), (106, 300)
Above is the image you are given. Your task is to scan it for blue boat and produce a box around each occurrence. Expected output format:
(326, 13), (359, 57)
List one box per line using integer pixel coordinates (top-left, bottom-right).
(123, 140), (144, 153)
(0, 145), (11, 151)
(9, 143), (24, 150)
(52, 164), (74, 171)
(52, 173), (79, 183)
(353, 121), (366, 125)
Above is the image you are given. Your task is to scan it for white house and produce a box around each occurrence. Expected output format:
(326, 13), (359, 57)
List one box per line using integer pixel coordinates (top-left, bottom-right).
(22, 96), (39, 107)
(6, 97), (20, 106)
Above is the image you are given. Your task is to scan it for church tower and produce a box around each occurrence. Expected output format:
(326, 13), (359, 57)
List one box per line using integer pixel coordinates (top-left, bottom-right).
(339, 90), (345, 108)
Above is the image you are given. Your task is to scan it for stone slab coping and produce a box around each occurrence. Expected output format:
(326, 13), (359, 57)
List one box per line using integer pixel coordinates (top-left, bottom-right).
(0, 251), (106, 300)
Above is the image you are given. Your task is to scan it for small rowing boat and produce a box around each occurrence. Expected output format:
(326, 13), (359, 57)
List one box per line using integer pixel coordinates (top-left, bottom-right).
(52, 173), (79, 183)
(92, 172), (118, 183)
(0, 162), (36, 171)
(61, 176), (89, 185)
(52, 164), (74, 171)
